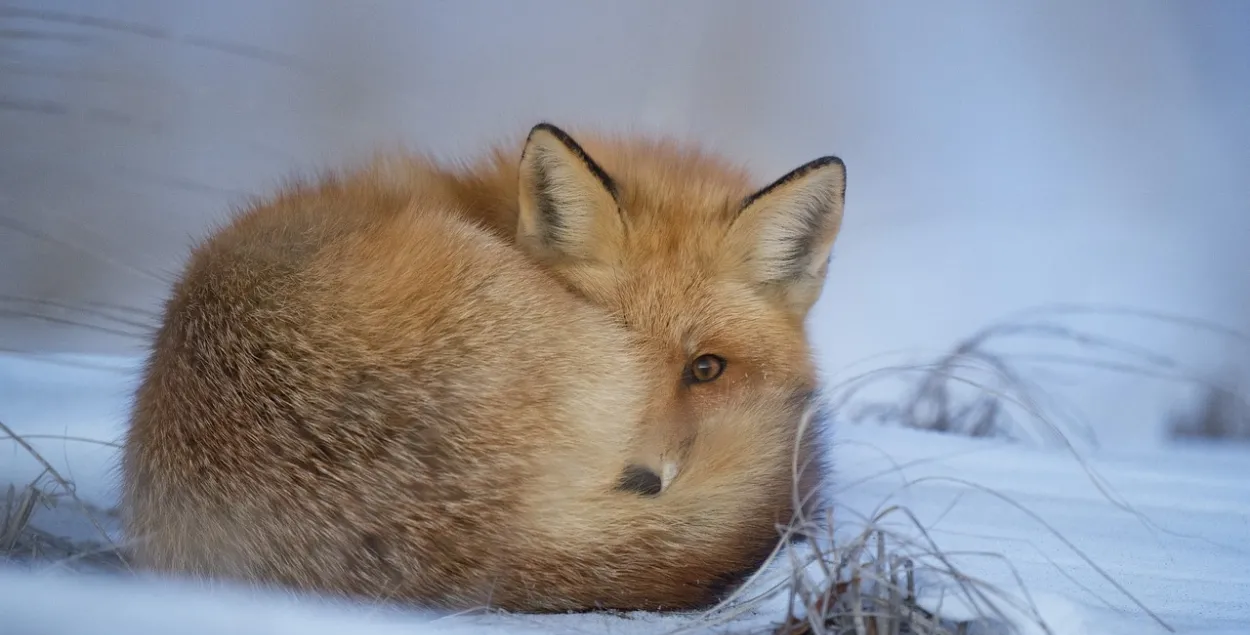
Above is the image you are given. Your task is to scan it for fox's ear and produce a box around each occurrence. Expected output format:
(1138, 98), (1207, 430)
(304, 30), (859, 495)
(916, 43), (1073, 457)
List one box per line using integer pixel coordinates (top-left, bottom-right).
(728, 156), (846, 315)
(516, 123), (623, 265)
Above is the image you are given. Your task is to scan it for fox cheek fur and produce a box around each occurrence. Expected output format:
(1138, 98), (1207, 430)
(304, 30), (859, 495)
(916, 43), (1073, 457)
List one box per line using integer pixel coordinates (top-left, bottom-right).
(119, 121), (846, 612)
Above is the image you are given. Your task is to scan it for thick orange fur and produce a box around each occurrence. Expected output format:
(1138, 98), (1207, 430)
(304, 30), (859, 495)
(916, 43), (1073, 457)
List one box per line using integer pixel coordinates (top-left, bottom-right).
(121, 123), (846, 612)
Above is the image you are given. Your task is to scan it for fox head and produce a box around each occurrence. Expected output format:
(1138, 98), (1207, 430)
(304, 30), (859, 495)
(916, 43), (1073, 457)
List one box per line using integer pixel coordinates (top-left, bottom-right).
(513, 122), (844, 513)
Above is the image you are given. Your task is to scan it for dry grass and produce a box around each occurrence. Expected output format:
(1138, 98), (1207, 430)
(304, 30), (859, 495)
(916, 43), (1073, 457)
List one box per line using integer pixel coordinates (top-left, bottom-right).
(1, 478), (126, 572)
(709, 521), (1010, 635)
(828, 304), (1250, 449)
(679, 472), (1178, 635)
(0, 419), (129, 574)
(770, 529), (1014, 635)
(1167, 367), (1250, 442)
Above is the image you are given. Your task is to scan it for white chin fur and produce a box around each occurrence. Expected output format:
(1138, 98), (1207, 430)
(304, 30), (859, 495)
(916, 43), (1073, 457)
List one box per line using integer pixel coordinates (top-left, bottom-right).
(660, 461), (679, 492)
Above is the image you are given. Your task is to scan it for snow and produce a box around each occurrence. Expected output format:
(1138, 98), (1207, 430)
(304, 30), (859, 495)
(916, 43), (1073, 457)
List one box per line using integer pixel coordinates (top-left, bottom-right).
(2, 352), (1248, 634)
(833, 425), (1250, 635)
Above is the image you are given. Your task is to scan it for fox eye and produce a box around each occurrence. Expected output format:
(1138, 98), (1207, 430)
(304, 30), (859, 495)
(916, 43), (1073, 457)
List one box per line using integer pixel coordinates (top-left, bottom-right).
(685, 354), (726, 384)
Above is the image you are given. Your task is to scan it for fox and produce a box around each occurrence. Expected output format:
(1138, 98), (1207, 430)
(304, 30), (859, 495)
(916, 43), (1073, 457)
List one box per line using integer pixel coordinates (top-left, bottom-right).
(119, 122), (847, 612)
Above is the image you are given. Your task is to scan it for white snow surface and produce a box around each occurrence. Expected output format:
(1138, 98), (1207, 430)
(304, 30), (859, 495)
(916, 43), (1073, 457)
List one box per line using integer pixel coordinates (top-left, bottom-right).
(1, 352), (1248, 635)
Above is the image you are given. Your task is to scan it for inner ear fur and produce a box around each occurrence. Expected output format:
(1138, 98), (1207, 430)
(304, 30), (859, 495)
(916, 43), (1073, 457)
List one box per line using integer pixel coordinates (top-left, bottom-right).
(516, 123), (623, 264)
(729, 156), (846, 315)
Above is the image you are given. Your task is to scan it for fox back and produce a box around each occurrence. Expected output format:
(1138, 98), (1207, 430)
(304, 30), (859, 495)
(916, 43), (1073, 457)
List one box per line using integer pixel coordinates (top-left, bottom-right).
(121, 123), (846, 612)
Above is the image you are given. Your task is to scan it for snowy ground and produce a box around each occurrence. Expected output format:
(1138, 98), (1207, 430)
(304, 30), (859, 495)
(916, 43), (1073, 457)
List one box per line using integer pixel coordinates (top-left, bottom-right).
(2, 352), (1247, 635)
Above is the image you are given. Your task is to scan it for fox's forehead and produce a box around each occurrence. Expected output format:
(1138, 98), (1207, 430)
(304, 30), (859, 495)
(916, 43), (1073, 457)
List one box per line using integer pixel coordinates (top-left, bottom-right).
(607, 258), (775, 343)
(616, 207), (738, 266)
(574, 134), (759, 226)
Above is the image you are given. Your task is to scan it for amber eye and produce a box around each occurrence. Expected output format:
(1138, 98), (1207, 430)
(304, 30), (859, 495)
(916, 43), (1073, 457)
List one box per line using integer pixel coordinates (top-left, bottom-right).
(686, 354), (726, 384)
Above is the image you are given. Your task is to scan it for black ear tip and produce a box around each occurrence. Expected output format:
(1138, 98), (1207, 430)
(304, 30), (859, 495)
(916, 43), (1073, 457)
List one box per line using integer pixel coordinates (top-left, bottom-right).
(522, 122), (568, 162)
(529, 121), (558, 135)
(810, 155), (845, 173)
(782, 155), (846, 186)
(527, 121), (571, 143)
(520, 122), (617, 199)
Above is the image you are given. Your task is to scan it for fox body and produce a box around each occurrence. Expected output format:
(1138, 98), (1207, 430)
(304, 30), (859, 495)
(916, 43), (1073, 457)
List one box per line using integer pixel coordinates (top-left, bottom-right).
(120, 123), (847, 612)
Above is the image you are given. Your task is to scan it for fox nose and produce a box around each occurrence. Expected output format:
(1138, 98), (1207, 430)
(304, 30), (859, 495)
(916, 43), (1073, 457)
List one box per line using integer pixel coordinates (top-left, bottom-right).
(616, 464), (662, 496)
(615, 461), (682, 496)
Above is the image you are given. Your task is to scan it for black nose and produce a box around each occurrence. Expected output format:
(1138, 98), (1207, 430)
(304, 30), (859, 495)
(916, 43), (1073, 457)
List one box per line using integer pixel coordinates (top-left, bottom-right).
(615, 464), (662, 496)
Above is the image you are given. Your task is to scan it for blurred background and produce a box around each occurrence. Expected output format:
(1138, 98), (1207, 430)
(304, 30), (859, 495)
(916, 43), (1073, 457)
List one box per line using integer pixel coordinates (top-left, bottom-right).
(2, 0), (1248, 451)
